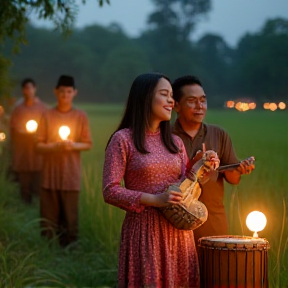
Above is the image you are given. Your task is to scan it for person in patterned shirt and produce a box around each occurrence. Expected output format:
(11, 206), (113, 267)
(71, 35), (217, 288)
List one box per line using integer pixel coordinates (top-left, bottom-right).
(36, 75), (92, 247)
(10, 78), (47, 203)
(103, 73), (209, 287)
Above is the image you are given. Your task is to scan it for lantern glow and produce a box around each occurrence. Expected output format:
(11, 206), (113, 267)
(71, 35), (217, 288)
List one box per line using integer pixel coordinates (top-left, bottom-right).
(269, 103), (277, 111)
(278, 102), (286, 110)
(0, 132), (6, 141)
(0, 105), (4, 116)
(246, 211), (267, 238)
(226, 100), (235, 108)
(59, 126), (70, 140)
(26, 120), (38, 133)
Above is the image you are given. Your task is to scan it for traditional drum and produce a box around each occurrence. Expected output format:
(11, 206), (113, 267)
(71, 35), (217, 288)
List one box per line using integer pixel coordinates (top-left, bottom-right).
(198, 236), (270, 288)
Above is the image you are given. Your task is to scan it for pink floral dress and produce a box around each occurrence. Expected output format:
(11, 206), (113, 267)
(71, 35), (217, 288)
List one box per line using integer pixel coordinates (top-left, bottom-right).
(103, 128), (200, 288)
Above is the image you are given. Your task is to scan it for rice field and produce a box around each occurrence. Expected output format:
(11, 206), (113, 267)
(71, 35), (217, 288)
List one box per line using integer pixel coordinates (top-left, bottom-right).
(0, 104), (287, 287)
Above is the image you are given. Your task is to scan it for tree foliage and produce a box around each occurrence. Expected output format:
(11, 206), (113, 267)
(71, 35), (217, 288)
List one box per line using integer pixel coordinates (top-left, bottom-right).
(0, 0), (109, 46)
(233, 18), (288, 100)
(2, 17), (287, 105)
(0, 0), (287, 106)
(148, 0), (211, 41)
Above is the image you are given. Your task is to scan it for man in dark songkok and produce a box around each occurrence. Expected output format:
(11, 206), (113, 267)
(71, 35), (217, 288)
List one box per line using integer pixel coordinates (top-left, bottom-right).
(36, 75), (92, 247)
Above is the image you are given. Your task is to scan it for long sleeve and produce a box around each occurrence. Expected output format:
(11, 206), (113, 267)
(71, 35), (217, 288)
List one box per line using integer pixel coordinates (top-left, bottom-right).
(102, 131), (146, 213)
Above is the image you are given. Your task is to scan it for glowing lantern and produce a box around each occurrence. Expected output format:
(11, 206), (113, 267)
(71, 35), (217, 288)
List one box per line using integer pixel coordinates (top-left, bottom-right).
(26, 120), (38, 133)
(59, 126), (70, 140)
(263, 103), (270, 110)
(246, 211), (267, 238)
(226, 101), (235, 108)
(278, 102), (286, 110)
(269, 103), (277, 111)
(248, 102), (256, 110)
(0, 132), (6, 141)
(235, 102), (249, 112)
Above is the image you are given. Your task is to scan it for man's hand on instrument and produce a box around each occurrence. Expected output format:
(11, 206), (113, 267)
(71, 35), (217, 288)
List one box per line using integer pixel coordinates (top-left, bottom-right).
(237, 157), (255, 175)
(198, 170), (219, 184)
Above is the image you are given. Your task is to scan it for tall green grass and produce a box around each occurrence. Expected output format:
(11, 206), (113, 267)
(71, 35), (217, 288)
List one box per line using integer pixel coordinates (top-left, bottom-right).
(0, 105), (287, 287)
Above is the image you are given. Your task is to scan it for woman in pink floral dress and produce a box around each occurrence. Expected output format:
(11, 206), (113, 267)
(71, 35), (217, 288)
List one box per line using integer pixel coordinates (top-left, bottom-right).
(103, 73), (200, 288)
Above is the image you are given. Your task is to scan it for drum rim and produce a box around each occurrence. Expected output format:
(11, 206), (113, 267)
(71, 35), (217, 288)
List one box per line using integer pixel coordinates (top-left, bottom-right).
(198, 235), (270, 250)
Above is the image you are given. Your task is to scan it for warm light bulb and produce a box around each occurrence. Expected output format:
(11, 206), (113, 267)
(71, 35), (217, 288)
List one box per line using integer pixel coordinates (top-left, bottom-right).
(0, 132), (6, 141)
(59, 126), (70, 140)
(278, 102), (286, 110)
(26, 120), (38, 133)
(246, 211), (267, 237)
(269, 103), (277, 111)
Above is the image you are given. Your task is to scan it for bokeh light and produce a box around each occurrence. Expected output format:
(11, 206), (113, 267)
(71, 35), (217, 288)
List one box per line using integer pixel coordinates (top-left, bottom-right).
(248, 102), (256, 110)
(235, 102), (249, 112)
(278, 102), (286, 110)
(226, 100), (235, 108)
(0, 132), (6, 141)
(269, 103), (277, 111)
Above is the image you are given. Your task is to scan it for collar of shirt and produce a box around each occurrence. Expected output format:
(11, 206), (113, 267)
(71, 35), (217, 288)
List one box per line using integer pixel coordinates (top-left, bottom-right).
(173, 118), (206, 141)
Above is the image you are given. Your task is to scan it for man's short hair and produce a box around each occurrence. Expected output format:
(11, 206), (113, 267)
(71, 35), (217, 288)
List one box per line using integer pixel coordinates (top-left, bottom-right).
(172, 75), (202, 102)
(21, 78), (36, 88)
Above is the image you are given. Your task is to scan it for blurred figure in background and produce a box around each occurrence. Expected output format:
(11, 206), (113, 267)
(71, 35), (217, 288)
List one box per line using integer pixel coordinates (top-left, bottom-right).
(172, 75), (255, 252)
(9, 78), (47, 204)
(36, 75), (92, 247)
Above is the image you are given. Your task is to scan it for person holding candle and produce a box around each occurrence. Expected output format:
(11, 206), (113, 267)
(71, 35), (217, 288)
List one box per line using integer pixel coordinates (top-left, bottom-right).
(172, 75), (255, 253)
(9, 78), (47, 204)
(36, 75), (92, 247)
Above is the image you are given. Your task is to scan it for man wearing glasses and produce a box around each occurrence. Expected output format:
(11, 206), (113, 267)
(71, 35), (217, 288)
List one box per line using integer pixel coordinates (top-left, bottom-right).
(172, 75), (255, 253)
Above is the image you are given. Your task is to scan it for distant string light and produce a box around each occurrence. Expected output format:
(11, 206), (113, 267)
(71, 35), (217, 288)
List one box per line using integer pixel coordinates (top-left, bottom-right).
(278, 102), (286, 110)
(226, 100), (287, 111)
(248, 102), (256, 110)
(226, 100), (235, 108)
(269, 103), (277, 111)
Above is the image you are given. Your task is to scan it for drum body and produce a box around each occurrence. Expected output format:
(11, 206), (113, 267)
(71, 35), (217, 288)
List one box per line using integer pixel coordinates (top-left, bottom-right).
(198, 236), (270, 288)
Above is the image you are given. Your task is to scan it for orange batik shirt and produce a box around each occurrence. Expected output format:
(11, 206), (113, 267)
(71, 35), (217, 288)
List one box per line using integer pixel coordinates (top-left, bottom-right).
(37, 107), (92, 191)
(10, 101), (47, 172)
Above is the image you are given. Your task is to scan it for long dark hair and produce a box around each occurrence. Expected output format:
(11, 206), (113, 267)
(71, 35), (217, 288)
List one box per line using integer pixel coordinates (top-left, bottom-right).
(107, 73), (179, 154)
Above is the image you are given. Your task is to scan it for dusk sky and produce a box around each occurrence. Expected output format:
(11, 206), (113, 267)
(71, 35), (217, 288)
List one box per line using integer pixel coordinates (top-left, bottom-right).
(32, 0), (288, 46)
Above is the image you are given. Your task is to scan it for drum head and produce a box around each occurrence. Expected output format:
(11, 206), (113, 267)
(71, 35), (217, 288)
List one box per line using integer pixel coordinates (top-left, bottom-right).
(199, 235), (270, 250)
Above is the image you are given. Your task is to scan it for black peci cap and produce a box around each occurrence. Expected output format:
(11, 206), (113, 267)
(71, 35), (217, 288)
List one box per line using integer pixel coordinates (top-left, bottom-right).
(56, 75), (75, 88)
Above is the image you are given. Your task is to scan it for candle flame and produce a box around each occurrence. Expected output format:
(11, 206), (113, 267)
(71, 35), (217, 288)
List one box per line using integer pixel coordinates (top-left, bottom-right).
(26, 120), (38, 133)
(59, 126), (70, 140)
